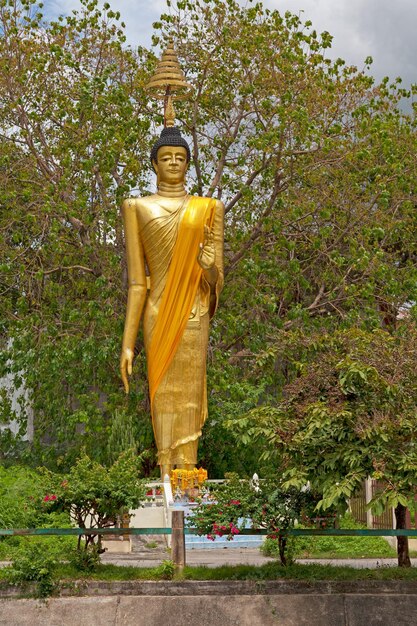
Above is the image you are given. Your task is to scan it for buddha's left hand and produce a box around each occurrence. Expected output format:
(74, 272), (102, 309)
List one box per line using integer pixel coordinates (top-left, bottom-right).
(198, 225), (216, 270)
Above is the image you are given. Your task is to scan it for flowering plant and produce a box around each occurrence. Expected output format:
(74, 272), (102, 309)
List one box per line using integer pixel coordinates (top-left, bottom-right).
(189, 473), (323, 564)
(191, 499), (243, 541)
(187, 473), (252, 541)
(39, 449), (146, 553)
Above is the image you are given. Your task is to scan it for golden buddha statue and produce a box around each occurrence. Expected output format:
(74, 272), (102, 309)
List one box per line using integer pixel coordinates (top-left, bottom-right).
(120, 124), (224, 477)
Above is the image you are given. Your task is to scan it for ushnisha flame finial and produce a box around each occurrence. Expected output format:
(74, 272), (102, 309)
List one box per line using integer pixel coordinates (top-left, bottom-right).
(145, 41), (193, 127)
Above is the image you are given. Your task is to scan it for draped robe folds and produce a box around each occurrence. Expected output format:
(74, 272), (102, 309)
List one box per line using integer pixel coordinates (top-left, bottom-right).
(129, 195), (224, 467)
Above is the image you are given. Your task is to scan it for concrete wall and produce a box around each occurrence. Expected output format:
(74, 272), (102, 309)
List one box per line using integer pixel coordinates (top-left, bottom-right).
(1, 580), (416, 625)
(130, 506), (165, 529)
(0, 363), (33, 441)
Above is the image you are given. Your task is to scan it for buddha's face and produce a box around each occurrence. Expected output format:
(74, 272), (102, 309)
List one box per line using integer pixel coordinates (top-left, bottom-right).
(153, 146), (188, 185)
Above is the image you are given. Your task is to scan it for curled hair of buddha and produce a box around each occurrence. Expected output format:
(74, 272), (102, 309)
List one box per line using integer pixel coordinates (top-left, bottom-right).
(150, 127), (191, 168)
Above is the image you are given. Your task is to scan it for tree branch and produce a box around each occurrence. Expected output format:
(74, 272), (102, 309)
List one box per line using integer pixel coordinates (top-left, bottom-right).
(42, 265), (100, 276)
(225, 166), (284, 276)
(224, 157), (269, 215)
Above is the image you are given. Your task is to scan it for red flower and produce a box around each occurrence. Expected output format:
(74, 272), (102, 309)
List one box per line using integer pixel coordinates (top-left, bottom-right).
(268, 532), (280, 540)
(43, 494), (57, 502)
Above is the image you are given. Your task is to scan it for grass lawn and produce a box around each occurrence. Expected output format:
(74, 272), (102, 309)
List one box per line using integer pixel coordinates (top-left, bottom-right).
(0, 534), (399, 561)
(261, 514), (407, 560)
(3, 560), (417, 586)
(292, 534), (397, 559)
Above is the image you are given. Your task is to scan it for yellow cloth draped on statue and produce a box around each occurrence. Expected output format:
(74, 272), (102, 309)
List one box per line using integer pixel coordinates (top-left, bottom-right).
(148, 197), (216, 406)
(137, 195), (222, 467)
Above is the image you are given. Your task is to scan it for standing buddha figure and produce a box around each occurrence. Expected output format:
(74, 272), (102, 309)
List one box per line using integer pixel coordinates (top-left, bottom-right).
(120, 125), (224, 478)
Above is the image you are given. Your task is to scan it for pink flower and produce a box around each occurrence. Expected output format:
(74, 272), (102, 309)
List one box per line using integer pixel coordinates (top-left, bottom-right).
(43, 494), (57, 502)
(268, 532), (279, 540)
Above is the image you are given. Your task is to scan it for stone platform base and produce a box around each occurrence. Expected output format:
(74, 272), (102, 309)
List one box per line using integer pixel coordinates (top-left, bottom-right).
(1, 580), (417, 625)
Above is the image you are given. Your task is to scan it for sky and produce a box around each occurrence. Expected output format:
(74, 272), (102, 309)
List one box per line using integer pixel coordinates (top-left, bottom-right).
(45, 0), (417, 90)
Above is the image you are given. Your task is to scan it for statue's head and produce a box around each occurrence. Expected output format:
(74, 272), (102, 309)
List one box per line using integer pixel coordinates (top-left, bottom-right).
(150, 126), (191, 171)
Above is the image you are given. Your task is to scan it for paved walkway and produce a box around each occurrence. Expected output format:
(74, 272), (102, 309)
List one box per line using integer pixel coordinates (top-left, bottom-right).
(3, 549), (417, 570)
(100, 549), (417, 569)
(102, 548), (274, 568)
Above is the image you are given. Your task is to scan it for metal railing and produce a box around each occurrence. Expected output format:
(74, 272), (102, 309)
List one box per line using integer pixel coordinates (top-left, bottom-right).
(1, 527), (417, 537)
(1, 525), (413, 568)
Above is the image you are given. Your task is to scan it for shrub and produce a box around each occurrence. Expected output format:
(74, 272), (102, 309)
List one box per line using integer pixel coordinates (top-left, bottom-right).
(0, 465), (46, 528)
(39, 449), (146, 554)
(69, 544), (101, 572)
(0, 465), (76, 560)
(155, 560), (175, 580)
(5, 542), (58, 598)
(190, 474), (326, 565)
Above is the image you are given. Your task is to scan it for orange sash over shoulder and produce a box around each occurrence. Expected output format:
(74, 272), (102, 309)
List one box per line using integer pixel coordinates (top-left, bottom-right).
(148, 196), (216, 409)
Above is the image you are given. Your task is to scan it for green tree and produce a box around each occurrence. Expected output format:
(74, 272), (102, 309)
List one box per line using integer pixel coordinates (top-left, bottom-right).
(106, 408), (137, 465)
(1, 0), (417, 479)
(230, 321), (417, 566)
(154, 0), (417, 473)
(0, 0), (157, 469)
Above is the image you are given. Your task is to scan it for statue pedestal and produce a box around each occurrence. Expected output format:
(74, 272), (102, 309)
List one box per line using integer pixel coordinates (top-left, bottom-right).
(101, 537), (132, 553)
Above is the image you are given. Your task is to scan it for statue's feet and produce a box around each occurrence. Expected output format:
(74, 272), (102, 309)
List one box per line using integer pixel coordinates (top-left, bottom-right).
(160, 464), (172, 479)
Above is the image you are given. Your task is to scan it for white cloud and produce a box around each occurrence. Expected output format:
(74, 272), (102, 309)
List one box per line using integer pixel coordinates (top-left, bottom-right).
(44, 0), (417, 86)
(265, 0), (417, 86)
(44, 0), (164, 48)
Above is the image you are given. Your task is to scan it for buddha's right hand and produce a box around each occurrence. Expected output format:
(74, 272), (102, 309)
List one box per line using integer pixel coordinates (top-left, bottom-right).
(120, 347), (134, 394)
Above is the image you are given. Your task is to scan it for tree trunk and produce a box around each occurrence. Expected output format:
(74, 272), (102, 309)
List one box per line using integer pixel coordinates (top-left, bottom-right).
(395, 503), (411, 567)
(278, 534), (287, 566)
